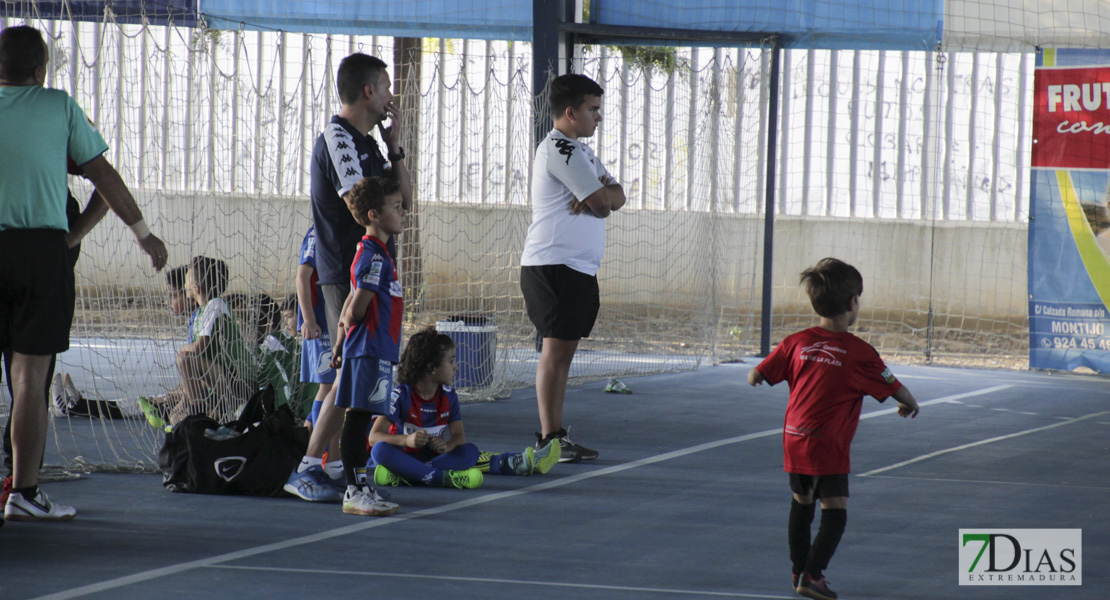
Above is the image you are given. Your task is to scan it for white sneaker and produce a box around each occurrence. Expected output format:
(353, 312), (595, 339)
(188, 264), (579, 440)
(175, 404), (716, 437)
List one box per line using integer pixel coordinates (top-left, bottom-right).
(62, 373), (81, 405)
(49, 374), (67, 418)
(4, 488), (76, 521)
(341, 486), (399, 516)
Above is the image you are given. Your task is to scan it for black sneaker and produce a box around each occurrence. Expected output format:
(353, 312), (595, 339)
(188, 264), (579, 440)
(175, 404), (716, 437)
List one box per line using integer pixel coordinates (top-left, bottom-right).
(797, 573), (837, 600)
(536, 428), (597, 463)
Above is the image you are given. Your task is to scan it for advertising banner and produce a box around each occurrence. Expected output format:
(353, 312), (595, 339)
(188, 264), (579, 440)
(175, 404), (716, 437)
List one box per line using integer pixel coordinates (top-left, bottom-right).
(1029, 48), (1110, 371)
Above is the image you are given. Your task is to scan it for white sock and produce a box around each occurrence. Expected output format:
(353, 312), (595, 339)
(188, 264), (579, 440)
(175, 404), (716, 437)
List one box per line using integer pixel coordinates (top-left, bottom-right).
(296, 456), (323, 473)
(324, 460), (344, 479)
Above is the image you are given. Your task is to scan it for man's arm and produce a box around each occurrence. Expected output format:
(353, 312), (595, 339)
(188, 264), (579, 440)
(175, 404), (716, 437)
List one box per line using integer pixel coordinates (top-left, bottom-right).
(576, 182), (626, 218)
(79, 155), (168, 270)
(747, 367), (766, 386)
(379, 102), (413, 211)
(64, 190), (109, 248)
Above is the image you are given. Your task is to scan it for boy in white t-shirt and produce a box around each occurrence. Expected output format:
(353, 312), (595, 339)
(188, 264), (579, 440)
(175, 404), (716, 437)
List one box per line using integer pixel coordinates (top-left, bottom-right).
(140, 256), (253, 427)
(520, 74), (626, 462)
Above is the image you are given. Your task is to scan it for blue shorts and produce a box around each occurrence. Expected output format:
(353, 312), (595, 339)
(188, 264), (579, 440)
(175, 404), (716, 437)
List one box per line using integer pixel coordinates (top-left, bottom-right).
(334, 356), (392, 415)
(300, 334), (336, 384)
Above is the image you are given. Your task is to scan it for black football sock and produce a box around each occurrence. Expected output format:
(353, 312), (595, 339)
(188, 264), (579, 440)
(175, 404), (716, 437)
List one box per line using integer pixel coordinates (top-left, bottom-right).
(14, 485), (39, 501)
(339, 410), (373, 488)
(806, 508), (847, 579)
(789, 499), (817, 577)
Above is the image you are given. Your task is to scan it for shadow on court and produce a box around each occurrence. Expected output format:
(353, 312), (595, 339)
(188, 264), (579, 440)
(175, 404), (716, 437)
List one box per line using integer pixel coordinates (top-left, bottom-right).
(1, 362), (1107, 599)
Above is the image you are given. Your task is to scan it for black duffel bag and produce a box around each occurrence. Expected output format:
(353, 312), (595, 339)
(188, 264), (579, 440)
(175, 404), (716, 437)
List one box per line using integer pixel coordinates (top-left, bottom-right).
(158, 385), (308, 496)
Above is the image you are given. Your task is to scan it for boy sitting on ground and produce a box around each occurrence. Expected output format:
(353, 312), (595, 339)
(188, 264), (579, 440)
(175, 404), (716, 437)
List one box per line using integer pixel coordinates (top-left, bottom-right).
(139, 256), (253, 427)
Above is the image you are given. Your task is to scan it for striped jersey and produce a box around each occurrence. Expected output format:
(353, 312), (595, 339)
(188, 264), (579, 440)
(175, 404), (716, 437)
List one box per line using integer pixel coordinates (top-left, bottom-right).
(343, 235), (403, 362)
(385, 383), (462, 455)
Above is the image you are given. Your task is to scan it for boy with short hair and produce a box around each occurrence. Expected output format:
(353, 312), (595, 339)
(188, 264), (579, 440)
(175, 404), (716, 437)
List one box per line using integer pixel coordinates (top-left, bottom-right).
(330, 176), (406, 516)
(230, 292), (299, 411)
(283, 226), (346, 502)
(748, 257), (920, 600)
(521, 73), (626, 462)
(279, 293), (320, 416)
(141, 256), (253, 426)
(164, 265), (199, 341)
(295, 226), (337, 429)
(253, 293), (318, 415)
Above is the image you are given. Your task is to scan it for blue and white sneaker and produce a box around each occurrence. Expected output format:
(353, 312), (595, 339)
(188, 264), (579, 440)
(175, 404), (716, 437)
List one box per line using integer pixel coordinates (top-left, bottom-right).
(283, 466), (341, 503)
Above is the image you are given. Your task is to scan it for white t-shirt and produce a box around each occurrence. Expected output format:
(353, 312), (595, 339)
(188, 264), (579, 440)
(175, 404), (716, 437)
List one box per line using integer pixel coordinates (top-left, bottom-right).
(521, 129), (613, 276)
(194, 297), (232, 337)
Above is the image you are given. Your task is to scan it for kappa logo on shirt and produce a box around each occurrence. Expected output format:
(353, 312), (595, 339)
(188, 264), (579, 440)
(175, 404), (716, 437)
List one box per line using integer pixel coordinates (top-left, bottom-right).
(554, 138), (576, 164)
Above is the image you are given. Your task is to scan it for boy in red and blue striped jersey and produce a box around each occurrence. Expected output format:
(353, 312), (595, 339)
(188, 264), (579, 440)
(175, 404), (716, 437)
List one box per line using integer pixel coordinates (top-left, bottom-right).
(329, 176), (406, 516)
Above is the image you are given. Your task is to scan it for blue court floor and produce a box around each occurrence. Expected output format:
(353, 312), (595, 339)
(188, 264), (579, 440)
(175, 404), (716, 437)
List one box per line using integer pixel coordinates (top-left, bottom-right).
(1, 361), (1107, 600)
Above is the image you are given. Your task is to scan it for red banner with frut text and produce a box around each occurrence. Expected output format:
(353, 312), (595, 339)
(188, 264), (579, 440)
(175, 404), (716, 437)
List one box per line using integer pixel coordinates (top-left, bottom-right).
(1032, 67), (1110, 169)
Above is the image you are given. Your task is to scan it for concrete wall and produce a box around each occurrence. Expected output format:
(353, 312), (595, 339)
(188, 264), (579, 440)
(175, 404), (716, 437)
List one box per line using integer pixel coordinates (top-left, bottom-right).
(72, 187), (1028, 322)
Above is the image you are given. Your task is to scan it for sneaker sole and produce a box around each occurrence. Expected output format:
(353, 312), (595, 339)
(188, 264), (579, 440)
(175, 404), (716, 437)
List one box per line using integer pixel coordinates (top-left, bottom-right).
(283, 482), (341, 503)
(5, 512), (76, 522)
(796, 585), (836, 600)
(342, 503), (400, 516)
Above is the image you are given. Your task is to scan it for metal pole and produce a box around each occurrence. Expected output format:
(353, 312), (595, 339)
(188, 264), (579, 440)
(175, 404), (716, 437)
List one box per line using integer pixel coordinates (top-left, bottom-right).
(760, 39), (781, 357)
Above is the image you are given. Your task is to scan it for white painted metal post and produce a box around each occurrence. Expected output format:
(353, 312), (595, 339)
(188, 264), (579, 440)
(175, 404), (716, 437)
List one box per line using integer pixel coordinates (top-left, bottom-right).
(871, 50), (886, 218)
(802, 49), (814, 215)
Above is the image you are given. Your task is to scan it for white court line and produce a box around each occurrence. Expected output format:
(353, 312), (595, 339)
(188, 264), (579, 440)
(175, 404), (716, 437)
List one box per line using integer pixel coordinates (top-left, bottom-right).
(209, 565), (797, 599)
(858, 410), (1110, 477)
(30, 384), (1009, 600)
(863, 474), (1110, 491)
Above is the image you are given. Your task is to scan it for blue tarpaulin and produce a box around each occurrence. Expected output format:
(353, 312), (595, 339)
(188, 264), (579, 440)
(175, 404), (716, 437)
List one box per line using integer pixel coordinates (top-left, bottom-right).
(197, 0), (533, 41)
(595, 0), (943, 50)
(7, 1), (943, 50)
(1, 1), (199, 27)
(196, 0), (937, 50)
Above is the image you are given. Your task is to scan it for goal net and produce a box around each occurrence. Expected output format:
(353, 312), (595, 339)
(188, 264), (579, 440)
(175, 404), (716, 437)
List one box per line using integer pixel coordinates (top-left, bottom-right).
(0, 1), (1043, 473)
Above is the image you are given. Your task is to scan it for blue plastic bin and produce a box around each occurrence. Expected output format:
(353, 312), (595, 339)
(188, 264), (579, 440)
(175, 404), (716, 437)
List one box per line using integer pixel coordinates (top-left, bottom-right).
(435, 319), (497, 388)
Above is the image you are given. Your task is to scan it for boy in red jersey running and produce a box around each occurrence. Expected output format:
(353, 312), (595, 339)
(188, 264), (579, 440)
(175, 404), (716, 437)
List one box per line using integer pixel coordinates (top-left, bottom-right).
(748, 258), (920, 600)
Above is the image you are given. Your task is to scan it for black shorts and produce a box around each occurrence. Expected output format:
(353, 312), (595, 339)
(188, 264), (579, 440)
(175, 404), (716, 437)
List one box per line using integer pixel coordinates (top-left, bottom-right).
(520, 265), (600, 341)
(789, 473), (849, 499)
(0, 229), (74, 355)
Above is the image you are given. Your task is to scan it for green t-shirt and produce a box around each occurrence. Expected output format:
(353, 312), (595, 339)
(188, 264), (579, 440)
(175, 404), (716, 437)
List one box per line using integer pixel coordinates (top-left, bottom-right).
(192, 297), (255, 385)
(0, 86), (107, 231)
(258, 331), (318, 413)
